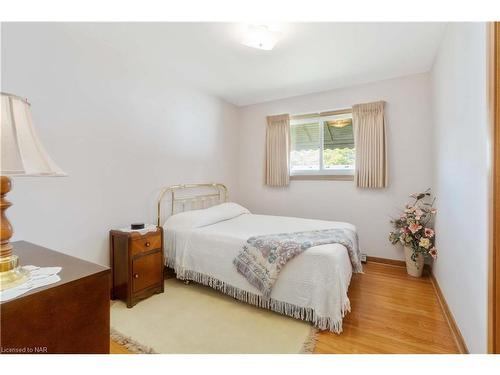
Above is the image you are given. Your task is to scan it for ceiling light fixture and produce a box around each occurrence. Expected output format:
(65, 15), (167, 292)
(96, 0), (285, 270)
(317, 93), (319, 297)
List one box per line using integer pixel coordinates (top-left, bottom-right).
(241, 24), (281, 51)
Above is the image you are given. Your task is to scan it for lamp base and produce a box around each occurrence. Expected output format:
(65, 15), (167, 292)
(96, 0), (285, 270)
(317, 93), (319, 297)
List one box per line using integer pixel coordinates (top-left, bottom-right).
(0, 255), (30, 291)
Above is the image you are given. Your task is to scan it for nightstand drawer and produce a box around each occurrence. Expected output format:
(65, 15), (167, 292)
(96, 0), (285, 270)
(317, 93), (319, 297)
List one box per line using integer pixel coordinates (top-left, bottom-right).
(130, 232), (162, 256)
(132, 251), (163, 292)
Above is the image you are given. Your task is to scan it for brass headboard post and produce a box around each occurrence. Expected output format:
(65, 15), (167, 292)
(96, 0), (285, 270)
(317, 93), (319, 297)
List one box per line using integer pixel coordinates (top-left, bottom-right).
(157, 183), (228, 226)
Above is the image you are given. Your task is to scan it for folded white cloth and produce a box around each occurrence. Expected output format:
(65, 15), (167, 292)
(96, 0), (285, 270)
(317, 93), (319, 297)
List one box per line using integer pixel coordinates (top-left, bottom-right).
(0, 265), (62, 302)
(118, 224), (158, 235)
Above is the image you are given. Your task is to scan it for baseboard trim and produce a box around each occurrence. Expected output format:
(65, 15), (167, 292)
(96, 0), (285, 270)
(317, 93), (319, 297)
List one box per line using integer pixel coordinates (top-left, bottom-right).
(430, 273), (469, 354)
(367, 256), (435, 275)
(366, 256), (405, 267)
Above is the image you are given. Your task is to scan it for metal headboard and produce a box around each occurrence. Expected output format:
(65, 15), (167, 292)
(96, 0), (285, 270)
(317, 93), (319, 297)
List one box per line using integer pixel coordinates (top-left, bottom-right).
(156, 183), (228, 226)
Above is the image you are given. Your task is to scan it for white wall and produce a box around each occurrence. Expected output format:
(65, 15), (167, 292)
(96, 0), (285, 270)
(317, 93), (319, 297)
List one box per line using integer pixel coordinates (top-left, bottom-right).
(237, 73), (434, 260)
(431, 23), (489, 353)
(1, 23), (240, 266)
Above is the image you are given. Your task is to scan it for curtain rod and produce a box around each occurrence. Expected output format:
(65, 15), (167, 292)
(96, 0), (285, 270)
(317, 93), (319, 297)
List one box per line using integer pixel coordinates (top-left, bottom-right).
(290, 107), (352, 120)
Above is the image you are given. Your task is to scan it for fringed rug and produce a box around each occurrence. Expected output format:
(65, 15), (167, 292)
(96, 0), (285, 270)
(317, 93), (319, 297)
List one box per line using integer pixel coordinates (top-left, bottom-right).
(111, 278), (317, 354)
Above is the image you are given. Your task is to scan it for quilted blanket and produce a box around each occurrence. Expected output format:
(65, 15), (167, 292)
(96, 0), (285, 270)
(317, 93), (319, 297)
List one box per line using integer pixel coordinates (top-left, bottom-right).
(234, 228), (363, 298)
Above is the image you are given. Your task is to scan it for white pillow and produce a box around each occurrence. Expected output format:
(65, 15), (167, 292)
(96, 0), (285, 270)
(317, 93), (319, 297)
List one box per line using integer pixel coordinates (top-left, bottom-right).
(164, 202), (250, 230)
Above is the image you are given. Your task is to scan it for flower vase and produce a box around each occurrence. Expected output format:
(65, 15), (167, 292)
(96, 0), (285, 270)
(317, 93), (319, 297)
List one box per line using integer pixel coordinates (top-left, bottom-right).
(404, 246), (424, 277)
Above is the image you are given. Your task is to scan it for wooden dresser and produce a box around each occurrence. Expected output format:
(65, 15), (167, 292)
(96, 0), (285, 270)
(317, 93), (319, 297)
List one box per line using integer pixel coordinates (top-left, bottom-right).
(0, 241), (110, 354)
(110, 227), (164, 307)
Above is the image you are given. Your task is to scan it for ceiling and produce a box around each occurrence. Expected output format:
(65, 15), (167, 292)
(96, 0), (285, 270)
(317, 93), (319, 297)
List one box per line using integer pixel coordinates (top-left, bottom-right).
(44, 23), (447, 106)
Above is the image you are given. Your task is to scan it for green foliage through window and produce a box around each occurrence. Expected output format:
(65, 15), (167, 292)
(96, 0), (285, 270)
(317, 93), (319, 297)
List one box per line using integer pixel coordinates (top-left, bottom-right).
(323, 148), (355, 169)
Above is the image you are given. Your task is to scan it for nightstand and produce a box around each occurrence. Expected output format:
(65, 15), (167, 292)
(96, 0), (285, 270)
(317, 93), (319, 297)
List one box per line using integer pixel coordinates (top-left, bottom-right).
(110, 226), (164, 307)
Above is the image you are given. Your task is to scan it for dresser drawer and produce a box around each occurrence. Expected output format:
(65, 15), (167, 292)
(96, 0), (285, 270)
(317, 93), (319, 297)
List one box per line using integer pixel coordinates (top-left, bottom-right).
(132, 250), (163, 293)
(130, 232), (162, 256)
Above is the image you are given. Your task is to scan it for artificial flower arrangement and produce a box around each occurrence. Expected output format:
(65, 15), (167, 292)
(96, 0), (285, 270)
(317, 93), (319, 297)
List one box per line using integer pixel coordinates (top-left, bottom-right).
(389, 189), (437, 268)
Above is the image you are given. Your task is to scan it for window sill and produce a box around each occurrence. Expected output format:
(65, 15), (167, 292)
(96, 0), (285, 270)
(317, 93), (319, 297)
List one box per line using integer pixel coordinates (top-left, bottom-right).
(290, 174), (354, 181)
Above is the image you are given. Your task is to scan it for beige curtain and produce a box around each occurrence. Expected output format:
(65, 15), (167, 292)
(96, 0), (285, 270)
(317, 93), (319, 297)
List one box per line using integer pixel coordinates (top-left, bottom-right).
(352, 101), (387, 188)
(265, 114), (290, 186)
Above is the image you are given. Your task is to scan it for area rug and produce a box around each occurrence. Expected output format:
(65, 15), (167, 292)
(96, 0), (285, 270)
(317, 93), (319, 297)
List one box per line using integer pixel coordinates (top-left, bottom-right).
(111, 278), (317, 354)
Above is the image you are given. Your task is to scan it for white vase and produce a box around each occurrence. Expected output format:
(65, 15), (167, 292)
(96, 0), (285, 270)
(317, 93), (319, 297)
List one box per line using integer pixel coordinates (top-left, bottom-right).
(404, 246), (424, 277)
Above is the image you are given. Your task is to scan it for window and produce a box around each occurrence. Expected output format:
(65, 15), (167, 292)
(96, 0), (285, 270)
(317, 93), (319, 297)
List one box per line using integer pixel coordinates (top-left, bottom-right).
(290, 112), (355, 176)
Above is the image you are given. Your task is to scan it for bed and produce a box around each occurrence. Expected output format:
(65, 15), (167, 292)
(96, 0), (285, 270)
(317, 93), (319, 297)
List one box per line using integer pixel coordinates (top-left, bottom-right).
(158, 183), (362, 333)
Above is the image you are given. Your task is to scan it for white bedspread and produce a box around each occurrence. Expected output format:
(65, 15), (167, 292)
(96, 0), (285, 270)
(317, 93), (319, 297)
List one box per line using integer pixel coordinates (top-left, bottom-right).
(164, 207), (356, 332)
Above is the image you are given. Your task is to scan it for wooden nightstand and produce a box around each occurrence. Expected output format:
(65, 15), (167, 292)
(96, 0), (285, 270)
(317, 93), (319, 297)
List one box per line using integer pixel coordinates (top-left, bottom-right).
(110, 227), (164, 307)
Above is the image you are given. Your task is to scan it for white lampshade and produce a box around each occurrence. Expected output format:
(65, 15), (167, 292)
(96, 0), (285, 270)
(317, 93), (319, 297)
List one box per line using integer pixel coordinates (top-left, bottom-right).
(1, 92), (66, 176)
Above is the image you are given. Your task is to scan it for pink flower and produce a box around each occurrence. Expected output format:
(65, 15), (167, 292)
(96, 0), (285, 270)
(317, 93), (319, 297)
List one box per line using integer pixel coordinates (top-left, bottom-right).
(430, 208), (437, 215)
(415, 208), (424, 217)
(429, 247), (438, 259)
(424, 228), (435, 238)
(408, 222), (422, 234)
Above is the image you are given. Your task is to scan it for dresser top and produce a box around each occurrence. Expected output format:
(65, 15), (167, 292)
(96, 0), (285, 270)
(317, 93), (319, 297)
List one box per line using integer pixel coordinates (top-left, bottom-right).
(1, 241), (109, 304)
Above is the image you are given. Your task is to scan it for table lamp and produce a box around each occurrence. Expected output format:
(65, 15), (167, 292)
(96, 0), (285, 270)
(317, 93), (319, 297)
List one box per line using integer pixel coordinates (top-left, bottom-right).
(0, 92), (67, 291)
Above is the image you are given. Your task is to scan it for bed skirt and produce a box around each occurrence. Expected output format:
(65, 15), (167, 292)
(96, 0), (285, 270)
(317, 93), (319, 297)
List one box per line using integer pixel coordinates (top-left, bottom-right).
(172, 264), (350, 333)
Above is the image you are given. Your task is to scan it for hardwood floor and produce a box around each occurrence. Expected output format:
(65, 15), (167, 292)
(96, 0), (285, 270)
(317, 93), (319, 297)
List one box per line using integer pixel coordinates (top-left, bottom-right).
(110, 261), (459, 354)
(315, 262), (458, 353)
(110, 339), (133, 354)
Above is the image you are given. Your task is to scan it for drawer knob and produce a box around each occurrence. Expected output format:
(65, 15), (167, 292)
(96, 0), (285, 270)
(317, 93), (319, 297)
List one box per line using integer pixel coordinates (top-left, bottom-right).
(134, 273), (139, 279)
(145, 242), (151, 247)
